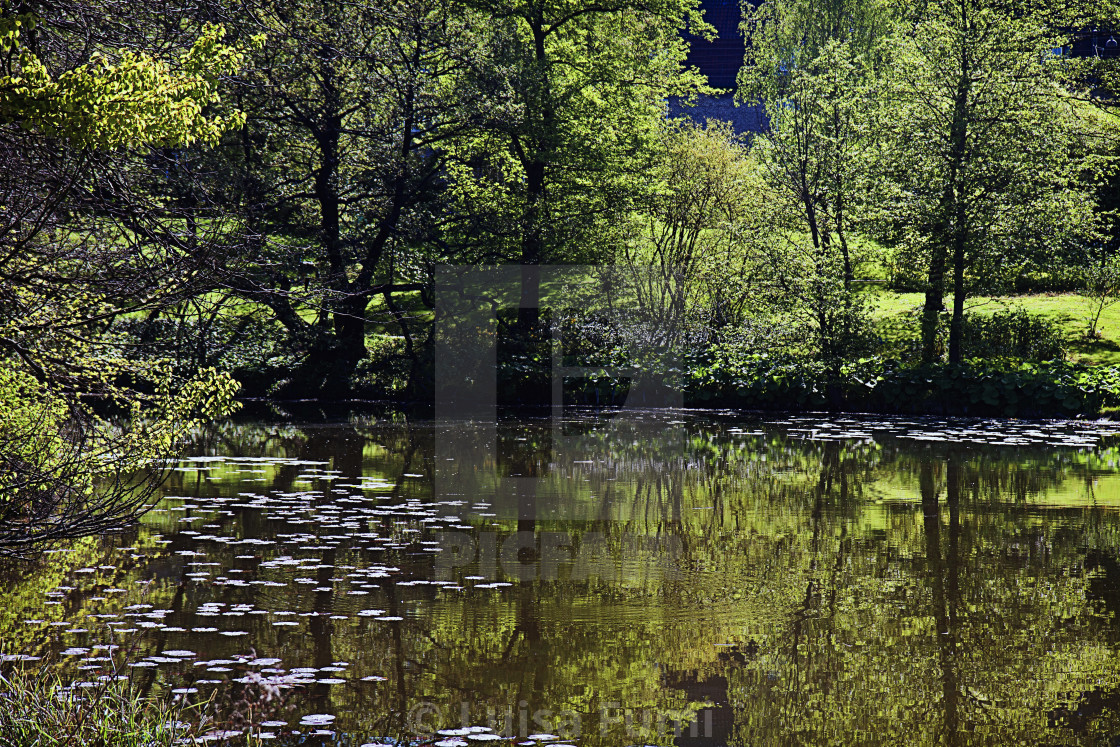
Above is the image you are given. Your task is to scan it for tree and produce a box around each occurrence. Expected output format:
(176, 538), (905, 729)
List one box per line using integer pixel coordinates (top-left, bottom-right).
(140, 0), (711, 403)
(625, 119), (775, 349)
(456, 0), (710, 277)
(0, 1), (244, 556)
(442, 0), (709, 404)
(191, 0), (491, 396)
(738, 0), (894, 362)
(872, 0), (1097, 363)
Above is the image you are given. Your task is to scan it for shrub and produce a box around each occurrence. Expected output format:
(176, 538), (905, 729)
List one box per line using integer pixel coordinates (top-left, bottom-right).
(1082, 255), (1120, 338)
(849, 358), (1119, 416)
(109, 312), (296, 398)
(687, 354), (1120, 416)
(354, 335), (412, 398)
(960, 307), (1066, 361)
(877, 306), (1066, 363)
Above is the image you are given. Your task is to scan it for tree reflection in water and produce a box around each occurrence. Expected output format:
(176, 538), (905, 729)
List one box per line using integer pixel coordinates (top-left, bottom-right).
(2, 413), (1120, 745)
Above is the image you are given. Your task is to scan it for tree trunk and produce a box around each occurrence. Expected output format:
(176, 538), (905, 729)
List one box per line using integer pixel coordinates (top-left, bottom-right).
(922, 11), (971, 364)
(307, 33), (366, 368)
(921, 244), (947, 363)
(507, 16), (552, 409)
(334, 302), (368, 364)
(948, 212), (968, 364)
(348, 30), (423, 368)
(944, 0), (972, 365)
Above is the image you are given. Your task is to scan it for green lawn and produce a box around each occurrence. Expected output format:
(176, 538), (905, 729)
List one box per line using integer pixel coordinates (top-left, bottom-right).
(864, 289), (1120, 366)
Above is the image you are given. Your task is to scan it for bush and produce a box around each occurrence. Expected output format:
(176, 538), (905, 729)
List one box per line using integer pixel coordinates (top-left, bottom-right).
(877, 306), (1066, 363)
(687, 352), (834, 409)
(550, 309), (689, 407)
(1081, 255), (1120, 338)
(960, 307), (1066, 361)
(1011, 268), (1083, 294)
(852, 358), (1119, 416)
(354, 334), (412, 398)
(687, 354), (1120, 416)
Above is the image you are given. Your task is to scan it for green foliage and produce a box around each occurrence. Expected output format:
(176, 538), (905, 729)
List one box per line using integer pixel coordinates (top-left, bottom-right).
(199, 0), (498, 393)
(354, 334), (412, 398)
(738, 0), (895, 100)
(0, 2), (247, 555)
(871, 2), (1094, 258)
(0, 245), (244, 547)
(960, 308), (1067, 361)
(1082, 254), (1120, 338)
(688, 354), (1120, 416)
(0, 19), (252, 149)
(108, 304), (297, 398)
(447, 0), (711, 266)
(736, 0), (894, 363)
(625, 120), (774, 342)
(0, 368), (71, 496)
(0, 0), (1112, 417)
(867, 0), (1100, 361)
(878, 306), (1067, 363)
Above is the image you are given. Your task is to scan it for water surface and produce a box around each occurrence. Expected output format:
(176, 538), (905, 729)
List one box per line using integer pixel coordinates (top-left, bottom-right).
(6, 411), (1120, 746)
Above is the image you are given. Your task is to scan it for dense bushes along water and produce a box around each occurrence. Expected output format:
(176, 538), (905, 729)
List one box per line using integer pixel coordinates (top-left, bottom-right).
(686, 356), (1120, 417)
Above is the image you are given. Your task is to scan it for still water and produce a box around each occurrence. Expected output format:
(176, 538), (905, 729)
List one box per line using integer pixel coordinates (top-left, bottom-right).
(6, 411), (1120, 746)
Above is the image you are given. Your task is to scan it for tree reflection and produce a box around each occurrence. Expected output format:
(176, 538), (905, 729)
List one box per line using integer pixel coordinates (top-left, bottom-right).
(6, 416), (1120, 745)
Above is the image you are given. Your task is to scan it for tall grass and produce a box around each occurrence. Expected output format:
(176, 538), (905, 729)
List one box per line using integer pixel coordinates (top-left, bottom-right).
(0, 666), (191, 747)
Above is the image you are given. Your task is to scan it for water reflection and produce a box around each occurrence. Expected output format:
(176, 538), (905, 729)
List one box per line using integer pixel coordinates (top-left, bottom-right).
(4, 413), (1120, 745)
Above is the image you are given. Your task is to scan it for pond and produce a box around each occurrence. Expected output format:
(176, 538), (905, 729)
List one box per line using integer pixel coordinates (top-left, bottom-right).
(6, 411), (1120, 746)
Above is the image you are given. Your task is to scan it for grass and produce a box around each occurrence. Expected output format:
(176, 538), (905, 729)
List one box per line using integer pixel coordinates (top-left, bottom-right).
(0, 665), (206, 747)
(863, 288), (1120, 366)
(0, 663), (260, 743)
